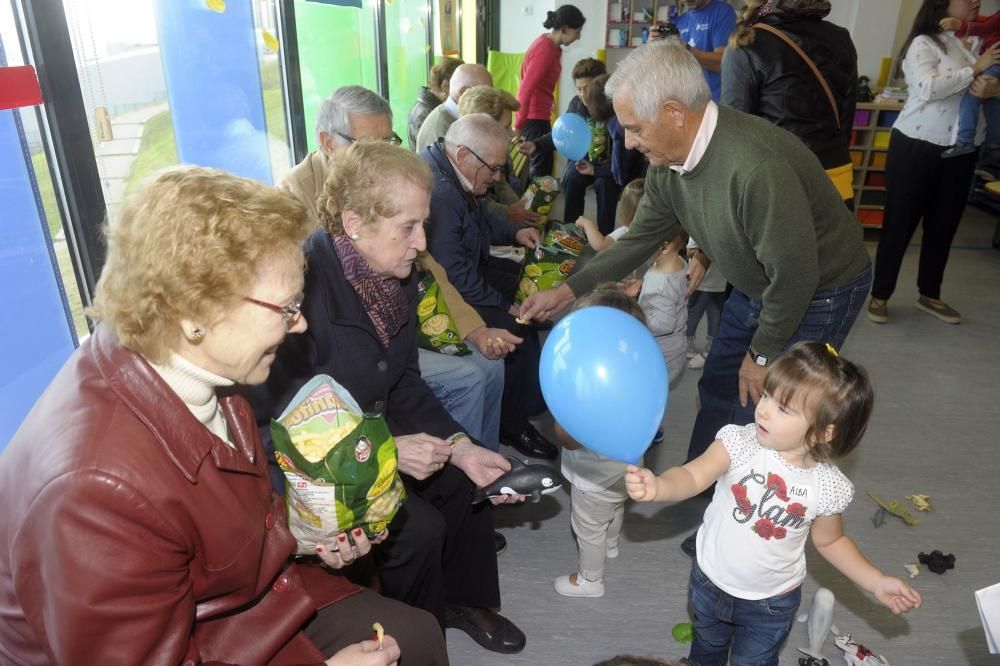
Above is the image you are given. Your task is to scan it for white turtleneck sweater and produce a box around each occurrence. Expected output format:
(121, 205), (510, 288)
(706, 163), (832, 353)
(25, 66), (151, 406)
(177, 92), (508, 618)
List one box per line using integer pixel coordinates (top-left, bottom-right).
(149, 354), (236, 448)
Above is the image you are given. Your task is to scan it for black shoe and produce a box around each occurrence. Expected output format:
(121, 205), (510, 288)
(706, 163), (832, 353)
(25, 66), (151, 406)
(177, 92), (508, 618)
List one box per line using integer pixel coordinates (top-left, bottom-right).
(501, 425), (558, 460)
(494, 531), (507, 555)
(445, 605), (526, 654)
(680, 531), (697, 558)
(942, 142), (977, 158)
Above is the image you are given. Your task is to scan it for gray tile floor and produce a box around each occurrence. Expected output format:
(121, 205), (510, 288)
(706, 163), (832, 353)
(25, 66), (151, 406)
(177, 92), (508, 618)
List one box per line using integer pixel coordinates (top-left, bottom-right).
(447, 206), (1000, 665)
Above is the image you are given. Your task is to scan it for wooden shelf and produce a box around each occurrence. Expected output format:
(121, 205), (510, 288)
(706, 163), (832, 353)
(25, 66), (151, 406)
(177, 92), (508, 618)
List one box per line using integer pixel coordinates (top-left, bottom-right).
(849, 101), (904, 229)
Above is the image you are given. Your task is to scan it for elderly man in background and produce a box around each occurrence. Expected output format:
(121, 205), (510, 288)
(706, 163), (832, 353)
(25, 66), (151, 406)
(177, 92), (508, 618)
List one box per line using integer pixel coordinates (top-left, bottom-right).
(415, 63), (493, 151)
(280, 85), (517, 452)
(422, 114), (558, 460)
(408, 56), (463, 150)
(520, 42), (872, 553)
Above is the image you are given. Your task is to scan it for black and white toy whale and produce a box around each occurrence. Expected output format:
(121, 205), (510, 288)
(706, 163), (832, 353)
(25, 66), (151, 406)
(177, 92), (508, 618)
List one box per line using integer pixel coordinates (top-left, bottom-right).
(472, 457), (564, 503)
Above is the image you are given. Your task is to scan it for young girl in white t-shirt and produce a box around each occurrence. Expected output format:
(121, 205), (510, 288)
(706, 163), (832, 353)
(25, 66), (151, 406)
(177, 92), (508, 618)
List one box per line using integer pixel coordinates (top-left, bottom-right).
(625, 342), (921, 665)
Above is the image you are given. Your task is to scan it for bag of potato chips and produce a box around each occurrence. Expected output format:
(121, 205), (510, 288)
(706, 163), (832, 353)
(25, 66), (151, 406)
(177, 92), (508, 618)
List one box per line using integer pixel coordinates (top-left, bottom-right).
(270, 375), (406, 554)
(515, 220), (587, 302)
(519, 175), (560, 225)
(415, 269), (469, 356)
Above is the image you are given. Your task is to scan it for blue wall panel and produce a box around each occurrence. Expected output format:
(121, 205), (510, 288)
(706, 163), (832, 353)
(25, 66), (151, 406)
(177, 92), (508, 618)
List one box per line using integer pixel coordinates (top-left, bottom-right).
(0, 108), (76, 450)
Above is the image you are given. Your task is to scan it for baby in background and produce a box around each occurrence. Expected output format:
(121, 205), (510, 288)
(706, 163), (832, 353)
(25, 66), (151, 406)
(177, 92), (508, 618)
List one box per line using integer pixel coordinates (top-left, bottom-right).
(553, 284), (648, 599)
(626, 342), (921, 665)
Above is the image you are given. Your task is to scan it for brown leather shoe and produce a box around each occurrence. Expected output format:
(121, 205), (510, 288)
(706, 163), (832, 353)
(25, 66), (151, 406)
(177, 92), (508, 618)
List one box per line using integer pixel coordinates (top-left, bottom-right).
(445, 605), (526, 654)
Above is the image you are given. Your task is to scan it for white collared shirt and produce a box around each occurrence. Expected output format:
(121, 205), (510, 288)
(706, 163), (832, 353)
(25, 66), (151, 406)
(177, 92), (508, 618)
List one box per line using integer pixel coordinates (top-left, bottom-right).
(446, 149), (476, 193)
(670, 100), (719, 175)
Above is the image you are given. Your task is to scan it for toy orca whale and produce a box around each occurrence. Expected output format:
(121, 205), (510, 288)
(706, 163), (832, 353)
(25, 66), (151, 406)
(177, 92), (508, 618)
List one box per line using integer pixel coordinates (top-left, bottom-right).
(472, 457), (563, 503)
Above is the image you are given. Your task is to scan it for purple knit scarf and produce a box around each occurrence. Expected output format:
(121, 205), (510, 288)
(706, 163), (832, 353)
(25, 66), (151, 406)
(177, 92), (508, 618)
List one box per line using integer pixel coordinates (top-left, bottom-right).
(333, 233), (408, 349)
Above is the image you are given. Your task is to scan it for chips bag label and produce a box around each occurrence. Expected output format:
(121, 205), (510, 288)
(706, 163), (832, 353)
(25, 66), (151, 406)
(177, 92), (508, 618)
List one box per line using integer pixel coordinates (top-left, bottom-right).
(415, 269), (470, 356)
(519, 175), (560, 226)
(271, 375), (406, 554)
(515, 220), (586, 302)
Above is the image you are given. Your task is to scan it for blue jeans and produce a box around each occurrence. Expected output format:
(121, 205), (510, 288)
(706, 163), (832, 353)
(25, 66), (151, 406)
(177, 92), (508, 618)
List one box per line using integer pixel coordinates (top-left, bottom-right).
(686, 290), (726, 340)
(688, 560), (802, 666)
(562, 164), (621, 234)
(957, 62), (1000, 146)
(418, 346), (504, 449)
(687, 263), (871, 461)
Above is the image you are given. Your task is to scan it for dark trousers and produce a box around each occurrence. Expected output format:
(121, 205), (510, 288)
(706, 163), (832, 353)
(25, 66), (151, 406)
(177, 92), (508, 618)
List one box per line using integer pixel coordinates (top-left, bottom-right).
(872, 129), (977, 301)
(562, 164), (622, 233)
(476, 258), (547, 436)
(305, 587), (449, 664)
(373, 465), (499, 629)
(520, 118), (553, 180)
(686, 265), (871, 462)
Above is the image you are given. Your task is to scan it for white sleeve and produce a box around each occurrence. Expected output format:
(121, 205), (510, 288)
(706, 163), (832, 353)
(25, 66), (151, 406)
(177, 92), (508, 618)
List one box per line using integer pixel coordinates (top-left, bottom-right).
(717, 423), (758, 470)
(816, 466), (855, 516)
(904, 35), (975, 104)
(608, 225), (630, 241)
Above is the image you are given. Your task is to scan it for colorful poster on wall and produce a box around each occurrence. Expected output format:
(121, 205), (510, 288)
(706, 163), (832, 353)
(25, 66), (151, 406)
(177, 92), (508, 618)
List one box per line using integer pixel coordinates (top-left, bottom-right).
(439, 0), (459, 56)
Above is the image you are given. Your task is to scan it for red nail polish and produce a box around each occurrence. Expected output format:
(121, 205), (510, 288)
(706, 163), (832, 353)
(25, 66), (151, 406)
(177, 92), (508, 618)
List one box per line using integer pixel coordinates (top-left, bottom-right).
(338, 534), (348, 542)
(353, 528), (363, 537)
(315, 545), (323, 553)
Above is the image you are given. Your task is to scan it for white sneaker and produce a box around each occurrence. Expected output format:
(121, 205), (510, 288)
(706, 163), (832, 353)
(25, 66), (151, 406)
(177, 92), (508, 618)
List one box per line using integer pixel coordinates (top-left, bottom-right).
(606, 541), (619, 559)
(686, 338), (697, 359)
(688, 353), (706, 370)
(554, 573), (605, 598)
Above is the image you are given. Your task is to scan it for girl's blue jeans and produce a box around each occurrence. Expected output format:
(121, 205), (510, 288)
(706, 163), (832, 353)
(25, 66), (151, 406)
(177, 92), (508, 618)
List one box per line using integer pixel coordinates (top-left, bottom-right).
(688, 560), (802, 666)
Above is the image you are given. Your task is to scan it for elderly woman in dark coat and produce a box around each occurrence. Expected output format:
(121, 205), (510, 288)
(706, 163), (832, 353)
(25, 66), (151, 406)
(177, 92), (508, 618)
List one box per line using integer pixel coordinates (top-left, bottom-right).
(0, 166), (445, 665)
(253, 142), (527, 656)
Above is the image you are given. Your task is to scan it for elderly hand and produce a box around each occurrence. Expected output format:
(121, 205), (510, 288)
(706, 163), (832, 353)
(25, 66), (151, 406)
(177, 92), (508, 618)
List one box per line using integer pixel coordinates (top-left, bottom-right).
(518, 283), (575, 323)
(315, 527), (388, 569)
(325, 635), (400, 666)
(972, 74), (1000, 98)
(506, 201), (543, 226)
(575, 160), (595, 176)
(515, 226), (541, 249)
(738, 353), (767, 408)
(394, 433), (452, 480)
(449, 437), (526, 504)
(465, 325), (523, 360)
(518, 140), (537, 156)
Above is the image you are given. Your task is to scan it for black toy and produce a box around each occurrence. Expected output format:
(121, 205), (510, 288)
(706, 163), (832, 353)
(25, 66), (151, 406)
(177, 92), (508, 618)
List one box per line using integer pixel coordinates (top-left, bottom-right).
(918, 550), (955, 574)
(471, 457), (563, 504)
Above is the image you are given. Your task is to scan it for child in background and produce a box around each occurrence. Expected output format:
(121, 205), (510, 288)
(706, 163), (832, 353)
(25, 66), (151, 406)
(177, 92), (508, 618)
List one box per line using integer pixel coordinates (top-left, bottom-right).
(685, 240), (727, 370)
(940, 12), (1000, 161)
(626, 342), (922, 665)
(627, 231), (689, 389)
(576, 178), (644, 251)
(554, 285), (647, 598)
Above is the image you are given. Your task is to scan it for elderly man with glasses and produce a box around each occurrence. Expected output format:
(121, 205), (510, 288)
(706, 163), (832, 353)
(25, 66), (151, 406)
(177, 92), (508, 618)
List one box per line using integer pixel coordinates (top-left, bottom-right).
(421, 113), (558, 461)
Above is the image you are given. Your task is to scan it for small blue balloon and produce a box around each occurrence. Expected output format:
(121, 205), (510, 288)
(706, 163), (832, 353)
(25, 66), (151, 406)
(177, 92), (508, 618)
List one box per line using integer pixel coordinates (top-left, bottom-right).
(540, 306), (668, 464)
(551, 112), (591, 162)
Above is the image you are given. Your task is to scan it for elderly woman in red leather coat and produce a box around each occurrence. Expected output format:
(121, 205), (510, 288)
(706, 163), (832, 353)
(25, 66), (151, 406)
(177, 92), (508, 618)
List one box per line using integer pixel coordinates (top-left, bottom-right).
(0, 167), (446, 665)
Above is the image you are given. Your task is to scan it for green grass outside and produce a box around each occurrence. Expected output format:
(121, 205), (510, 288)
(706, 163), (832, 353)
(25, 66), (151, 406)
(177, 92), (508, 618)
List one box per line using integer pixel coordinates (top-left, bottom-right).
(123, 109), (179, 197)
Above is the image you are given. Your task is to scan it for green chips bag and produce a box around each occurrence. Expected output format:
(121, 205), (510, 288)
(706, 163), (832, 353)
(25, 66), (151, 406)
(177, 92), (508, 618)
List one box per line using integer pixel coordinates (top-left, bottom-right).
(515, 220), (587, 302)
(270, 375), (406, 554)
(519, 175), (560, 225)
(416, 269), (469, 356)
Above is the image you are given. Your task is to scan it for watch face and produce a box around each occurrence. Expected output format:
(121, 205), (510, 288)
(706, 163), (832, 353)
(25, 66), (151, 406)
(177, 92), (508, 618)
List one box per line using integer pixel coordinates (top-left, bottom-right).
(754, 354), (768, 366)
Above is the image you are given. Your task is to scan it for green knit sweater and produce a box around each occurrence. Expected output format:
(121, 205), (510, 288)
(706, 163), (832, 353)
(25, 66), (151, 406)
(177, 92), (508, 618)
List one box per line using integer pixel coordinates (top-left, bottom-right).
(566, 105), (869, 356)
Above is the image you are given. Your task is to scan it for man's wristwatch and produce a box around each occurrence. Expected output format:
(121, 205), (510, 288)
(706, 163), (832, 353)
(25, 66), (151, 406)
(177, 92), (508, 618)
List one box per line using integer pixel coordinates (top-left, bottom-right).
(749, 347), (770, 367)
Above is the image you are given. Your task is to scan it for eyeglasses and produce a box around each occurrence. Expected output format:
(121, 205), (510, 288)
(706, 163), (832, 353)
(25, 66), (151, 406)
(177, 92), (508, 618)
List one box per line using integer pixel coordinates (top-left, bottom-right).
(244, 296), (303, 326)
(332, 129), (403, 146)
(462, 145), (504, 176)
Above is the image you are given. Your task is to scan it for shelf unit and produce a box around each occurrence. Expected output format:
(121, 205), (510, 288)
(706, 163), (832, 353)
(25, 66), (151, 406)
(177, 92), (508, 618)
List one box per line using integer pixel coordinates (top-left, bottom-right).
(848, 101), (904, 228)
(606, 0), (676, 49)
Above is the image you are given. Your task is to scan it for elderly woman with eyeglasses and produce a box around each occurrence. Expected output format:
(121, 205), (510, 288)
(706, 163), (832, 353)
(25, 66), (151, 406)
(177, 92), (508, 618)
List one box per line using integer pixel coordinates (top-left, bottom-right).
(0, 167), (446, 665)
(254, 141), (528, 655)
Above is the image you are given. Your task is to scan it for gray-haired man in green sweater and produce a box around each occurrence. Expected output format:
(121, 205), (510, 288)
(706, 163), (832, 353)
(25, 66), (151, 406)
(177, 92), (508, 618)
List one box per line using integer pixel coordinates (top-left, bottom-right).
(521, 41), (872, 524)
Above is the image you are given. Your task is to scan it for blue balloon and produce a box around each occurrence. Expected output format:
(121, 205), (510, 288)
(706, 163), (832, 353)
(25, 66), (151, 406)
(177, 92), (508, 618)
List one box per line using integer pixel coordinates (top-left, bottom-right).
(540, 306), (668, 464)
(551, 112), (591, 161)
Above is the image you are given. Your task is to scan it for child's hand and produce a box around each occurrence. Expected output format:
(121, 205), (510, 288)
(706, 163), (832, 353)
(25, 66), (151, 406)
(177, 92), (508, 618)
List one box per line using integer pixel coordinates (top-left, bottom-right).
(575, 216), (597, 232)
(873, 575), (922, 615)
(575, 160), (595, 176)
(625, 464), (659, 502)
(939, 17), (961, 32)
